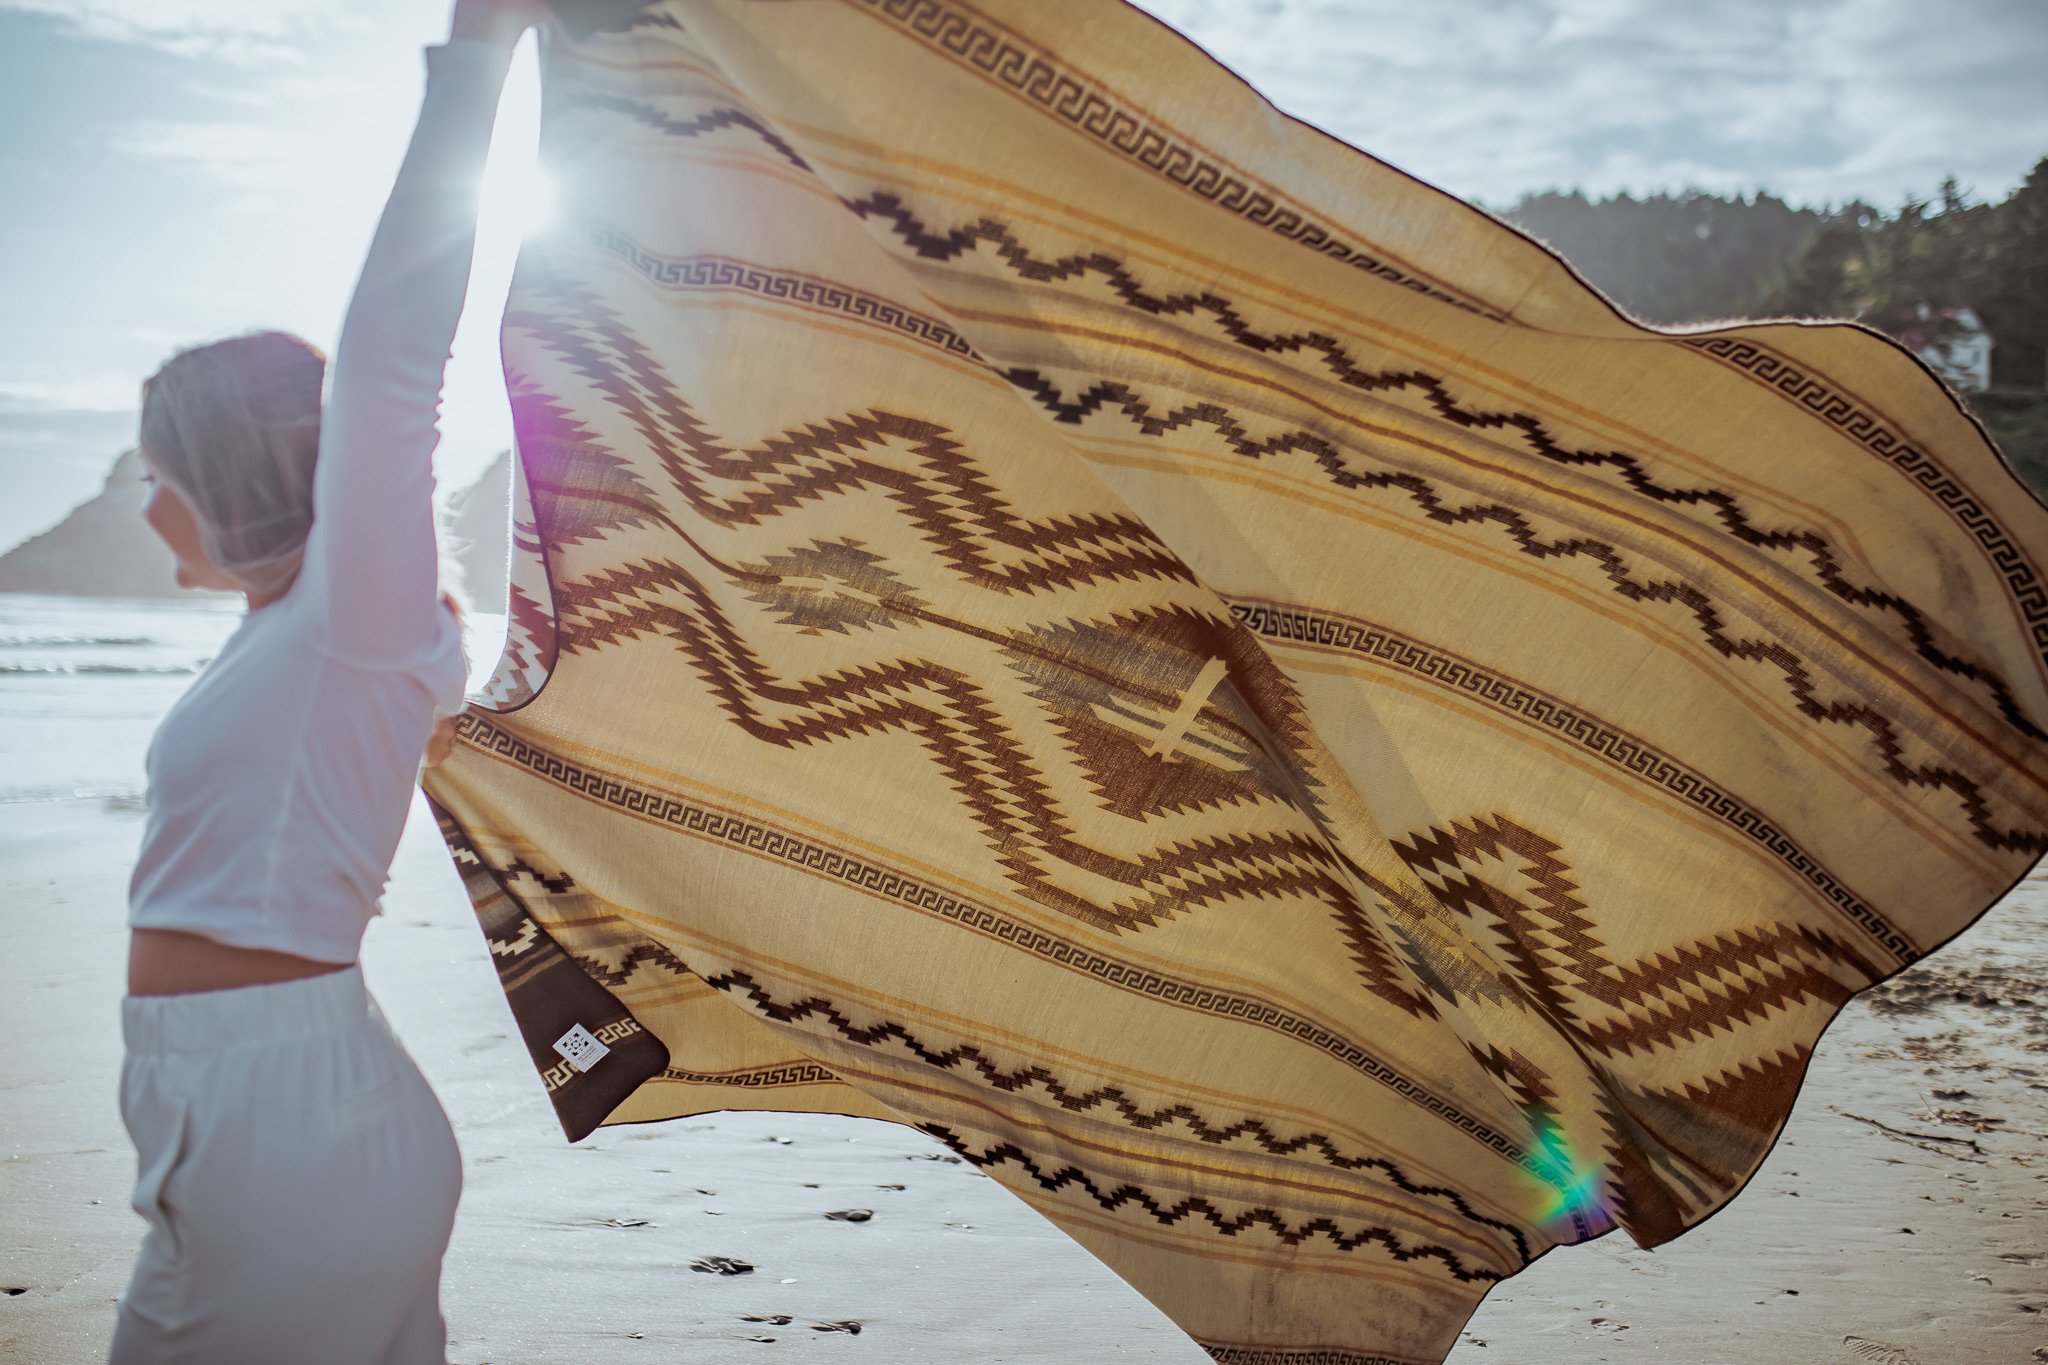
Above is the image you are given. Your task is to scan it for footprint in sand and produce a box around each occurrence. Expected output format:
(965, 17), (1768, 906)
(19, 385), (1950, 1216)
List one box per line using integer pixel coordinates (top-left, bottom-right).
(692, 1256), (756, 1275)
(1843, 1335), (1921, 1364)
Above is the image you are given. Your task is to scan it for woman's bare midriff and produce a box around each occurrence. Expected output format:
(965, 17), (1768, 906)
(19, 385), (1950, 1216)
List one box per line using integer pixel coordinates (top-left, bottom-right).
(127, 927), (350, 997)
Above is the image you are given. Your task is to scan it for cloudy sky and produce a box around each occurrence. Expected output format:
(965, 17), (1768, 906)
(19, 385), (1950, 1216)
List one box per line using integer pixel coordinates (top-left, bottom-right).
(2, 0), (2044, 554)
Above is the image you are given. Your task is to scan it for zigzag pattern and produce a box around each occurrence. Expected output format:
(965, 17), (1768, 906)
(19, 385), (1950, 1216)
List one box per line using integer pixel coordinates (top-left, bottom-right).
(546, 558), (1447, 1018)
(513, 276), (2046, 879)
(916, 1124), (1505, 1281)
(487, 208), (2033, 1264)
(500, 254), (1458, 1015)
(1227, 600), (1912, 961)
(508, 271), (1193, 596)
(493, 249), (2041, 1060)
(498, 856), (577, 895)
(849, 0), (1498, 319)
(561, 91), (811, 171)
(1644, 1045), (1811, 1129)
(517, 77), (2048, 862)
(1003, 369), (2048, 853)
(446, 718), (1537, 1164)
(523, 73), (2048, 759)
(1683, 334), (2048, 654)
(431, 7), (2048, 1354)
(1392, 814), (1863, 1057)
(560, 845), (1840, 1258)
(840, 189), (2045, 751)
(568, 938), (1530, 1261)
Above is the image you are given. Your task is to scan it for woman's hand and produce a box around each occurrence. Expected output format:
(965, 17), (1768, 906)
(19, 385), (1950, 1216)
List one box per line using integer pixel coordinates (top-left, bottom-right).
(448, 0), (550, 45)
(424, 714), (460, 768)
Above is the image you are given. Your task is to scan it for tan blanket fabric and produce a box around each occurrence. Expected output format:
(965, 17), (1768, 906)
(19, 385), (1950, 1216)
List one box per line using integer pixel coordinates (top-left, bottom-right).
(422, 3), (2048, 1359)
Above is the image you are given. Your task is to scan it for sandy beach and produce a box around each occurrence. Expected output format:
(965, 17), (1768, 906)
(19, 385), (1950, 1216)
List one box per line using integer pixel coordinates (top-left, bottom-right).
(0, 786), (2040, 1364)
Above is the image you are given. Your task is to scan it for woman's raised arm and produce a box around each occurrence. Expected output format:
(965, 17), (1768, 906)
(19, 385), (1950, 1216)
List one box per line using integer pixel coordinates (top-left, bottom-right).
(296, 1), (543, 665)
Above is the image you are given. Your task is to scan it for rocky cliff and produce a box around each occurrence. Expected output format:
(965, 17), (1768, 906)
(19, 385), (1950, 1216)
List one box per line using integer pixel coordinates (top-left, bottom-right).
(0, 449), (189, 597)
(0, 449), (513, 604)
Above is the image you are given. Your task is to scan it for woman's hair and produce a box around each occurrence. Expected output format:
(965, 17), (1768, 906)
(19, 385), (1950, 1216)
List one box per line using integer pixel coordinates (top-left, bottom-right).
(139, 330), (326, 597)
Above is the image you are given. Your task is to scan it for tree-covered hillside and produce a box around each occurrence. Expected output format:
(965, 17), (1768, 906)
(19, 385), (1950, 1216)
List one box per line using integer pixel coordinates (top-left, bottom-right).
(1503, 189), (1826, 328)
(1498, 161), (2048, 489)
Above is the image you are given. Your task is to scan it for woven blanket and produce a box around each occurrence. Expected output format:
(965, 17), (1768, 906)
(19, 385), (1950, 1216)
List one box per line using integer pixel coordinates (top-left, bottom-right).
(421, 3), (2048, 1359)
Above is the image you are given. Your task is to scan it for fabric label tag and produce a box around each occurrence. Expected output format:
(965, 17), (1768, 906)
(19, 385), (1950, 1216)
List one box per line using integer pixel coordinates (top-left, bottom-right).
(553, 1023), (611, 1073)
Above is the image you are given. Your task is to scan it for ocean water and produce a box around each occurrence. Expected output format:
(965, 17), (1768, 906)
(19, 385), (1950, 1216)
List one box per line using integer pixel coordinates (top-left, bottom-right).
(0, 593), (507, 807)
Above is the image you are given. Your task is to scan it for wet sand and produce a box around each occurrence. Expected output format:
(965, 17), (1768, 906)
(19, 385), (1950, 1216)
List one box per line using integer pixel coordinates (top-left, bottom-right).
(3, 795), (2043, 1363)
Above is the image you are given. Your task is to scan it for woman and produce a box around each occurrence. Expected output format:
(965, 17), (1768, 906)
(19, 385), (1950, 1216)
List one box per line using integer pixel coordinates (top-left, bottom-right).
(114, 2), (542, 1360)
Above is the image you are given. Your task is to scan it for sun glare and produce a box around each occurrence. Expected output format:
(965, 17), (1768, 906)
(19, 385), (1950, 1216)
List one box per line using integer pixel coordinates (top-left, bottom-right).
(477, 35), (551, 242)
(439, 33), (546, 495)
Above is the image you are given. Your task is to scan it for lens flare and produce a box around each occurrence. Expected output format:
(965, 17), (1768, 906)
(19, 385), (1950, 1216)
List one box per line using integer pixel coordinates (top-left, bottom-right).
(477, 31), (552, 241)
(1520, 1110), (1609, 1228)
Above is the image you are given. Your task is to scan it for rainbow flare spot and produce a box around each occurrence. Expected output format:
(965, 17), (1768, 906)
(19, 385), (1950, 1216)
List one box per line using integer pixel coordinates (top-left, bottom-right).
(1521, 1110), (1610, 1228)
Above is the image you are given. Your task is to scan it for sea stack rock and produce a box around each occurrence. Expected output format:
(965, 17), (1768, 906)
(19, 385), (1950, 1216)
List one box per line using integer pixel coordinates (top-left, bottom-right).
(0, 449), (188, 597)
(0, 447), (514, 604)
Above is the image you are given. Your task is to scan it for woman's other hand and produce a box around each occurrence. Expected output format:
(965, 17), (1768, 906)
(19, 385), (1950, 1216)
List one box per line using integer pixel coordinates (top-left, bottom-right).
(424, 714), (460, 768)
(449, 0), (551, 45)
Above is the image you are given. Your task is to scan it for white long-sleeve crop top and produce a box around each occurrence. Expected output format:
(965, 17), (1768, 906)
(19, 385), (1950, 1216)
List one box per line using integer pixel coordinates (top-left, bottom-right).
(128, 39), (516, 964)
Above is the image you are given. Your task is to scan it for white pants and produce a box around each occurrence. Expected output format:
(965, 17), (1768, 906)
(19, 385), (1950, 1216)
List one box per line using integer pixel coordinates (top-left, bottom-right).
(111, 966), (462, 1365)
